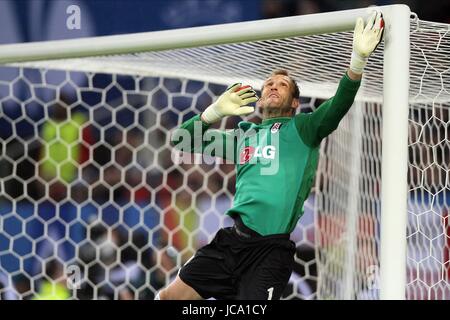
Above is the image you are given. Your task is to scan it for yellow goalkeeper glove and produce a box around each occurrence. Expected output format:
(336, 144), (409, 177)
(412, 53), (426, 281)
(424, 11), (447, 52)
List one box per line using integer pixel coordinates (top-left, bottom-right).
(350, 10), (385, 75)
(201, 83), (258, 124)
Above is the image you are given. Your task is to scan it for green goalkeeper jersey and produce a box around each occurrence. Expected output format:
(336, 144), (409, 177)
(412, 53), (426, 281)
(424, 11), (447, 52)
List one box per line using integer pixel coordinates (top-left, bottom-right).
(173, 73), (360, 236)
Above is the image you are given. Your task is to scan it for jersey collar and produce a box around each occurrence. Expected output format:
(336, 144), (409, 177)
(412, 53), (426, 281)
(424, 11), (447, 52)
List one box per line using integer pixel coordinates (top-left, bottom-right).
(261, 117), (292, 126)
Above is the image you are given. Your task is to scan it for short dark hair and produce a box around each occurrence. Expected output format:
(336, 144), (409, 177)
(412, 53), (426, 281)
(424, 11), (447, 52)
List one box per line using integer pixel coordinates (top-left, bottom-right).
(263, 69), (300, 99)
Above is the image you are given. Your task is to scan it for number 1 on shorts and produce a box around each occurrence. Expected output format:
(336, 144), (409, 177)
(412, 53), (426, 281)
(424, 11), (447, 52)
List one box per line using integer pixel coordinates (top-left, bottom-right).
(267, 287), (274, 300)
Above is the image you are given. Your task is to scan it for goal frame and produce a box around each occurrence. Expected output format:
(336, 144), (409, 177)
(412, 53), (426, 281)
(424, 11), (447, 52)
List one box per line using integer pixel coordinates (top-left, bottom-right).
(0, 4), (411, 299)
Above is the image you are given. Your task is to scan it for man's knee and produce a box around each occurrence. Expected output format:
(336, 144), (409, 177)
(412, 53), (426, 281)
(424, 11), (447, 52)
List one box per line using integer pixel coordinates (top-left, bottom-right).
(155, 276), (203, 300)
(155, 289), (167, 300)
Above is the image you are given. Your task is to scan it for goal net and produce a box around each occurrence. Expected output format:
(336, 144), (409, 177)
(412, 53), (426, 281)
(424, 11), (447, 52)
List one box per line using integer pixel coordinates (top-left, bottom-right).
(0, 5), (448, 300)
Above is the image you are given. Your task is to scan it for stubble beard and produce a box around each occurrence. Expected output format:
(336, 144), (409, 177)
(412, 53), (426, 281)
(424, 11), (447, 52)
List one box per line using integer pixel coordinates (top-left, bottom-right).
(261, 100), (294, 120)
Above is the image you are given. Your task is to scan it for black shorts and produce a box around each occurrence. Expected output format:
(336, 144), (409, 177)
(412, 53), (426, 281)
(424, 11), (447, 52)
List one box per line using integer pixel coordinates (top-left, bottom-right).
(178, 217), (296, 300)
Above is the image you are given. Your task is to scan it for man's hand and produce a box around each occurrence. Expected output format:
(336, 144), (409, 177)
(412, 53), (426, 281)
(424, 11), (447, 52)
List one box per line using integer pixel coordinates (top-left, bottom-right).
(350, 10), (384, 75)
(201, 83), (258, 124)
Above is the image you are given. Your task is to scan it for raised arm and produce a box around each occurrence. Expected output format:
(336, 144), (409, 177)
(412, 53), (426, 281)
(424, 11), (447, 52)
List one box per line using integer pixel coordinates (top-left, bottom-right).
(295, 11), (384, 147)
(171, 83), (258, 162)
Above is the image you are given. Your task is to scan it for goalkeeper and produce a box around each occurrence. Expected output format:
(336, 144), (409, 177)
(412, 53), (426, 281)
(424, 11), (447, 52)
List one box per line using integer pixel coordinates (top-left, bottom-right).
(157, 11), (384, 300)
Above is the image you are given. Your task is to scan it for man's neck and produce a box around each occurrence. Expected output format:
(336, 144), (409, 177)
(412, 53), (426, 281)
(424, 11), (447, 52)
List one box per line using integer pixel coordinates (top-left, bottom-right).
(262, 108), (293, 120)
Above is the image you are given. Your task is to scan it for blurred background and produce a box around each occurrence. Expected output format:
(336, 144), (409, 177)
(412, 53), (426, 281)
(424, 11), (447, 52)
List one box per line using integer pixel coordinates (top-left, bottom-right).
(0, 0), (449, 46)
(0, 0), (449, 300)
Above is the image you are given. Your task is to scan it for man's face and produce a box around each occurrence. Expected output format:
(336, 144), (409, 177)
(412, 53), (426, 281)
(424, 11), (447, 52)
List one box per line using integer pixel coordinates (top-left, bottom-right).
(257, 74), (298, 111)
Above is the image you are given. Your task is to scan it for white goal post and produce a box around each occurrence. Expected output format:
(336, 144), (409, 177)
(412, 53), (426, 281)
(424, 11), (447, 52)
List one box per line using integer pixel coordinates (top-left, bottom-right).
(379, 5), (410, 299)
(0, 4), (448, 300)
